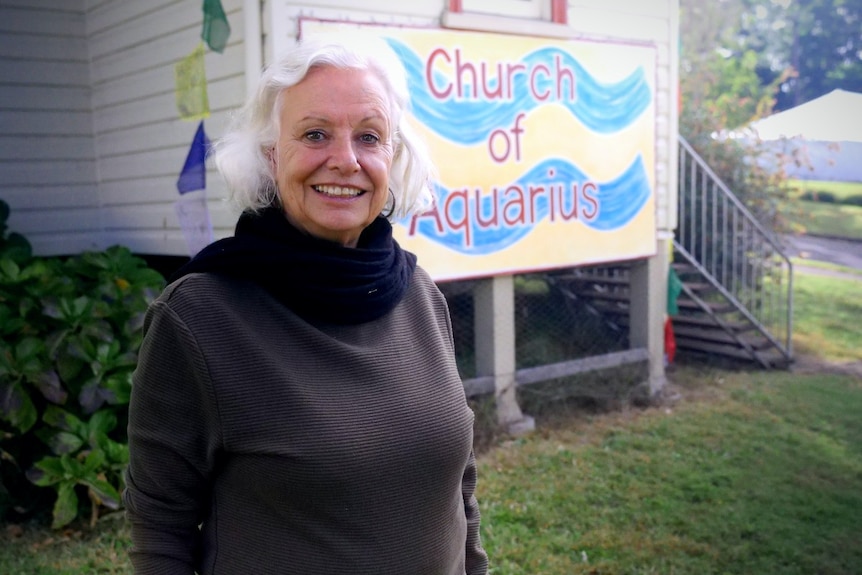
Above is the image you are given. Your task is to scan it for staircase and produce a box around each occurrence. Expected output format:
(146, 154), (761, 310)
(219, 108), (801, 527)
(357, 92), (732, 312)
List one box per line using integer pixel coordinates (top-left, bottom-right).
(548, 136), (794, 368)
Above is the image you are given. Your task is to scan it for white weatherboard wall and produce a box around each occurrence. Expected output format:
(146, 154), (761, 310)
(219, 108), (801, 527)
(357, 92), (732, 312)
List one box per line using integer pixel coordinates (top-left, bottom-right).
(87, 0), (245, 256)
(0, 0), (100, 255)
(1, 0), (247, 257)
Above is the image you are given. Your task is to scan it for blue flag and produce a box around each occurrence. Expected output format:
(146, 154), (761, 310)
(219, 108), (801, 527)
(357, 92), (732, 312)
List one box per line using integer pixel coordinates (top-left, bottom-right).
(177, 121), (211, 194)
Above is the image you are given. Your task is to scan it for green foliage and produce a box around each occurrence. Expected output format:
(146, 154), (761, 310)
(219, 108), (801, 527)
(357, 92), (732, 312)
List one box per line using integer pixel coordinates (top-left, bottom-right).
(679, 1), (798, 237)
(799, 190), (837, 203)
(737, 0), (862, 111)
(0, 199), (164, 528)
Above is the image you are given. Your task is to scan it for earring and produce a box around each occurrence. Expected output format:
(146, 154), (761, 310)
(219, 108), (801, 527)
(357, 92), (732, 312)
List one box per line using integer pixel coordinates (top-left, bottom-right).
(382, 189), (396, 218)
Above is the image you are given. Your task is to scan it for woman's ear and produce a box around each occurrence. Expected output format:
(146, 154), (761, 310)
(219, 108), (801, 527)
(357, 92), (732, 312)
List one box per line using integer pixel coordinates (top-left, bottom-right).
(266, 146), (277, 176)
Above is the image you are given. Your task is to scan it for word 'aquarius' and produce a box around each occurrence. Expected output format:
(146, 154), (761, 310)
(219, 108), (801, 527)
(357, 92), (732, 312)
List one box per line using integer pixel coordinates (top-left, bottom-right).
(408, 179), (598, 248)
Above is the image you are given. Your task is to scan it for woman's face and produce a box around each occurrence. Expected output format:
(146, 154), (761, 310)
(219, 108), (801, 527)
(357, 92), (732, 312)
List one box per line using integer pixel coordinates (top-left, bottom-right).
(273, 66), (394, 248)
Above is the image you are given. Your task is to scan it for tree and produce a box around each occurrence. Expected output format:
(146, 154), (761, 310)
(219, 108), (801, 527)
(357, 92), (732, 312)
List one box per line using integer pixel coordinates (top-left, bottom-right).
(680, 0), (781, 131)
(738, 0), (862, 109)
(679, 0), (793, 234)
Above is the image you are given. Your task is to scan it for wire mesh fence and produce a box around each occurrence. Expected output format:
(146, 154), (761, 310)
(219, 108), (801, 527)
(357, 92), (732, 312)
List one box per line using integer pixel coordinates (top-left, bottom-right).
(439, 265), (646, 410)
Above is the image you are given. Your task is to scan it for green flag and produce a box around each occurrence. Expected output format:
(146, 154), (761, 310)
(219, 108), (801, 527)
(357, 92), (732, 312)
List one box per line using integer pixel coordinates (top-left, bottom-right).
(202, 0), (230, 53)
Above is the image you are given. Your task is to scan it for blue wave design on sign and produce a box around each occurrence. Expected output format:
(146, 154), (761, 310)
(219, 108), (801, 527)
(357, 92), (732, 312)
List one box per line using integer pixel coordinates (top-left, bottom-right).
(385, 38), (652, 144)
(405, 155), (651, 255)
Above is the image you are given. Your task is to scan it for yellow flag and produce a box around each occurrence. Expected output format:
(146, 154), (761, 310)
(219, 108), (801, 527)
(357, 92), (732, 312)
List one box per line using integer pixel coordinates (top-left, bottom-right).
(174, 43), (210, 120)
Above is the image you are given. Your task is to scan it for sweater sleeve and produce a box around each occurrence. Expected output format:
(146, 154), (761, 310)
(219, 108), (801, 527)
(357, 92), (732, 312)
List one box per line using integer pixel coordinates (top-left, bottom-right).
(123, 299), (222, 575)
(463, 450), (489, 574)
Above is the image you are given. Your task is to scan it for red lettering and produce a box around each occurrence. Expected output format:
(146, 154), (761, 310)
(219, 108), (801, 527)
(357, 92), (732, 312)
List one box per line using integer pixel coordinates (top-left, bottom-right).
(550, 183), (558, 222)
(455, 49), (477, 99)
(488, 129), (510, 163)
(557, 182), (578, 221)
(475, 188), (500, 228)
(426, 48), (452, 99)
(530, 64), (551, 101)
(528, 184), (545, 223)
(409, 205), (445, 235)
(555, 54), (576, 101)
(581, 182), (599, 220)
(480, 62), (503, 99)
(506, 63), (526, 99)
(502, 185), (526, 226)
(444, 188), (472, 246)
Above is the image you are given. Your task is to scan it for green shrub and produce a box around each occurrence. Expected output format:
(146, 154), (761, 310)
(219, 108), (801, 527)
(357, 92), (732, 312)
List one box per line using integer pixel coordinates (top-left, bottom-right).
(799, 190), (839, 203)
(844, 194), (862, 207)
(0, 199), (164, 528)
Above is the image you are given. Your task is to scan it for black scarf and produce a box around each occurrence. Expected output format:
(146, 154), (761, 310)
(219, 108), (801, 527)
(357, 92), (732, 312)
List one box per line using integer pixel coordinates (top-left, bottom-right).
(170, 207), (417, 325)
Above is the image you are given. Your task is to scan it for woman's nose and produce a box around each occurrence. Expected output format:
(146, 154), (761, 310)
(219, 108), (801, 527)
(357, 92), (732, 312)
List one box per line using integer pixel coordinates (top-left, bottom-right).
(327, 136), (360, 172)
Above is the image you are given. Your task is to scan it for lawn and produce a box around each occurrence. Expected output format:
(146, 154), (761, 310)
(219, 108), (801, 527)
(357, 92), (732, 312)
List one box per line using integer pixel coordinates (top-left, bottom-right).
(792, 270), (862, 362)
(787, 179), (862, 202)
(787, 199), (862, 240)
(781, 179), (862, 240)
(2, 267), (860, 574)
(480, 369), (862, 575)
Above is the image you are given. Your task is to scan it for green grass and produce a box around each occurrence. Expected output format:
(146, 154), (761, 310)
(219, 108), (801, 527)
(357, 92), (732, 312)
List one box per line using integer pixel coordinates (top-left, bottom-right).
(2, 270), (860, 575)
(792, 271), (862, 362)
(786, 200), (862, 240)
(479, 369), (862, 575)
(791, 257), (862, 277)
(0, 515), (131, 575)
(787, 179), (862, 203)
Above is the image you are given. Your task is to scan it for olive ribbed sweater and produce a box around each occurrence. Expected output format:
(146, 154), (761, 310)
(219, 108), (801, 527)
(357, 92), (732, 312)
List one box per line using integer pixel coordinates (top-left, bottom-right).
(123, 268), (488, 575)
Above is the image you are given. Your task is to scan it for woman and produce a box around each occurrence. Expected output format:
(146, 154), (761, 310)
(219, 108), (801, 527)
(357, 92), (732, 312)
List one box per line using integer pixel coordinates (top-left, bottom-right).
(123, 32), (489, 575)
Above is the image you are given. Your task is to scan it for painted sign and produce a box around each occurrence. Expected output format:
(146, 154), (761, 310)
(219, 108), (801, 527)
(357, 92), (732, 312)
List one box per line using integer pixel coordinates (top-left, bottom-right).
(301, 21), (657, 281)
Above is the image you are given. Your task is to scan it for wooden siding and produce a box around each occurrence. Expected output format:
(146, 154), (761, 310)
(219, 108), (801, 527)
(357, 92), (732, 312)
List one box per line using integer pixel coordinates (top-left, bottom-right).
(0, 0), (100, 254)
(0, 0), (245, 257)
(86, 0), (245, 257)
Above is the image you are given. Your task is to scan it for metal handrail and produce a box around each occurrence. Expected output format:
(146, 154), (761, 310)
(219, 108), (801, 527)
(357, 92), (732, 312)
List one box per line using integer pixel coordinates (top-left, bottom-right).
(677, 136), (793, 359)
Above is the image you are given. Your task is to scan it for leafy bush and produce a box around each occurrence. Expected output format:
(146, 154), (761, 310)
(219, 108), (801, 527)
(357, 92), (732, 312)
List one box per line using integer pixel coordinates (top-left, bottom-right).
(844, 194), (862, 207)
(0, 199), (164, 528)
(799, 190), (838, 203)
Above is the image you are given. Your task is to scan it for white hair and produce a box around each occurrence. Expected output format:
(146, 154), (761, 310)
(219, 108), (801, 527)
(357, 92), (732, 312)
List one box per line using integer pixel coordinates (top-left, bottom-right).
(212, 31), (436, 220)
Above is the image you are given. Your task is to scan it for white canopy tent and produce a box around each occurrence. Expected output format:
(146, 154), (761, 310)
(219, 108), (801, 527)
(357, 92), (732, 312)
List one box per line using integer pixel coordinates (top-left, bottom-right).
(746, 89), (862, 182)
(749, 89), (862, 143)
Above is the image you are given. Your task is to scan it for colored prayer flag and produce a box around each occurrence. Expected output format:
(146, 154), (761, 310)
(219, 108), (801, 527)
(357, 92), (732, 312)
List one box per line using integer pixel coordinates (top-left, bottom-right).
(175, 191), (214, 256)
(177, 121), (211, 194)
(174, 43), (210, 121)
(202, 0), (231, 53)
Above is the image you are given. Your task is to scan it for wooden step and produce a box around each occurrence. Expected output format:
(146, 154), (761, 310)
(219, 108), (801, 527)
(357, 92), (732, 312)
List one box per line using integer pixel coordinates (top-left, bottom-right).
(589, 301), (631, 317)
(677, 340), (789, 369)
(553, 274), (630, 286)
(682, 281), (714, 293)
(672, 325), (774, 350)
(669, 314), (757, 333)
(676, 298), (735, 314)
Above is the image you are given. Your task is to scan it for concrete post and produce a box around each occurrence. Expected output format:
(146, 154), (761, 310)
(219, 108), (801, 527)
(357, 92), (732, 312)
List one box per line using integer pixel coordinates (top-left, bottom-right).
(628, 236), (671, 397)
(474, 275), (535, 435)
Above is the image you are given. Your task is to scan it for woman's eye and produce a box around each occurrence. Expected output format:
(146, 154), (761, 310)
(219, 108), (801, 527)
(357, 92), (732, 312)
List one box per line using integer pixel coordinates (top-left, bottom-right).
(304, 130), (325, 141)
(359, 133), (380, 144)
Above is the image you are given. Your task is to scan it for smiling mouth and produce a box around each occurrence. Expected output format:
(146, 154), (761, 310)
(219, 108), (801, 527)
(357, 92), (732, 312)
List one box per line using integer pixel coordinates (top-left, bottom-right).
(313, 185), (364, 198)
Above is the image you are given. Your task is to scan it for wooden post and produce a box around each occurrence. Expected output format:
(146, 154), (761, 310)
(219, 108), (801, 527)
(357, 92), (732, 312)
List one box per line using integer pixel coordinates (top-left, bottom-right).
(628, 238), (670, 397)
(474, 275), (535, 435)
